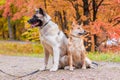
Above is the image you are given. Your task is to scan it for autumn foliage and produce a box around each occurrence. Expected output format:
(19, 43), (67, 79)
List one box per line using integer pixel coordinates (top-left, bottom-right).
(0, 0), (120, 52)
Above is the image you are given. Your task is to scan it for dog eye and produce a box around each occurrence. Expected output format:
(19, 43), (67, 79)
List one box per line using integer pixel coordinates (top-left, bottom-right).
(33, 15), (36, 17)
(33, 15), (38, 18)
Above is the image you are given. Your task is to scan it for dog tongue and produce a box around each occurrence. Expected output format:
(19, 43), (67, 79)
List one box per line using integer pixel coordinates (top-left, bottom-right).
(31, 25), (34, 28)
(31, 22), (39, 28)
(31, 23), (36, 28)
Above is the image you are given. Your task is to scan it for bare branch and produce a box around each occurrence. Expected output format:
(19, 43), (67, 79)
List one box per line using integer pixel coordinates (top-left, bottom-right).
(97, 0), (104, 9)
(78, 4), (83, 7)
(113, 21), (120, 26)
(88, 0), (92, 7)
(66, 0), (74, 7)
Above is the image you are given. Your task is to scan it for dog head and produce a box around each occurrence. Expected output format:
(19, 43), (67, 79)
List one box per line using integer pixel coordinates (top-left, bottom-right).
(71, 22), (86, 36)
(28, 8), (51, 28)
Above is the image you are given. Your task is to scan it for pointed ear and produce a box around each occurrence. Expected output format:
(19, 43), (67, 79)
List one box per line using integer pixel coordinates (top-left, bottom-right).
(39, 8), (45, 16)
(72, 21), (75, 27)
(35, 8), (39, 12)
(80, 22), (83, 27)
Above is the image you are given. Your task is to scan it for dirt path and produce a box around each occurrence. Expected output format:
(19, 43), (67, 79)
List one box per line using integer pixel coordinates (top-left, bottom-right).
(0, 55), (120, 80)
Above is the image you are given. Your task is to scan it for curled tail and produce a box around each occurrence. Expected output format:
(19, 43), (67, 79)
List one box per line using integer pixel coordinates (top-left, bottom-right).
(92, 62), (98, 66)
(89, 62), (98, 69)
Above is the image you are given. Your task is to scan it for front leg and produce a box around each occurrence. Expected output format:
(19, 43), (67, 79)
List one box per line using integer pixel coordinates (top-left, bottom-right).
(50, 47), (60, 71)
(68, 51), (74, 71)
(40, 48), (50, 71)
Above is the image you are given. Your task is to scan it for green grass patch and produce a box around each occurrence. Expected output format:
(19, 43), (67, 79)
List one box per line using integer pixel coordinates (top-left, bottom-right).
(0, 41), (120, 62)
(87, 52), (120, 62)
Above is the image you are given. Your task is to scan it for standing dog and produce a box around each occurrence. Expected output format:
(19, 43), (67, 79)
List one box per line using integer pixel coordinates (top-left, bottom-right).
(67, 22), (95, 70)
(28, 8), (68, 71)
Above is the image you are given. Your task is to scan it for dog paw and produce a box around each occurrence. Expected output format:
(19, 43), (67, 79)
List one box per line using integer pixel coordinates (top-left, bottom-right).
(69, 67), (74, 71)
(50, 66), (58, 71)
(82, 66), (86, 69)
(40, 66), (46, 71)
(50, 67), (58, 71)
(64, 66), (69, 70)
(64, 66), (74, 71)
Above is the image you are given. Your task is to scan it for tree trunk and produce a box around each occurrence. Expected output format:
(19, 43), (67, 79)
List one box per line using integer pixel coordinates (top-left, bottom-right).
(7, 16), (13, 40)
(92, 0), (104, 21)
(13, 24), (16, 39)
(1, 25), (5, 39)
(91, 35), (95, 51)
(68, 1), (81, 24)
(54, 11), (64, 30)
(74, 3), (81, 23)
(92, 0), (97, 21)
(2, 29), (5, 39)
(63, 10), (68, 30)
(82, 0), (90, 25)
(44, 0), (47, 9)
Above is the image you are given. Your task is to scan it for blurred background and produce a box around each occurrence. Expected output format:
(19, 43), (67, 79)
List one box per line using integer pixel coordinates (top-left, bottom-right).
(0, 0), (120, 60)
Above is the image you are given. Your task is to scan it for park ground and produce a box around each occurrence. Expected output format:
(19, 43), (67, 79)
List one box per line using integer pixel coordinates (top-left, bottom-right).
(0, 55), (120, 80)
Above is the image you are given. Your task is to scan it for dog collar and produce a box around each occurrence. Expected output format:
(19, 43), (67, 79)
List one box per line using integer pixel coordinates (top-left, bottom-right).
(40, 19), (51, 29)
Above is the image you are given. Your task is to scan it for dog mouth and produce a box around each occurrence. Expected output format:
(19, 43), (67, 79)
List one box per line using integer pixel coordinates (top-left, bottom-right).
(31, 22), (39, 28)
(28, 18), (43, 28)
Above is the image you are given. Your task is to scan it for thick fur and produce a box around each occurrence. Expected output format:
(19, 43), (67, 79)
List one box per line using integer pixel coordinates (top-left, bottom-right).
(28, 8), (68, 71)
(67, 22), (93, 70)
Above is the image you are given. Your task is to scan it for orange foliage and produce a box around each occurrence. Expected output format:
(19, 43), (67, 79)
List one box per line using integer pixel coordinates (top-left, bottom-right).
(0, 0), (120, 51)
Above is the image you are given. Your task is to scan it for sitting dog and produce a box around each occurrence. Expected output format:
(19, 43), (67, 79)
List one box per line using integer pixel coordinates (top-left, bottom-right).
(28, 8), (68, 71)
(67, 22), (96, 70)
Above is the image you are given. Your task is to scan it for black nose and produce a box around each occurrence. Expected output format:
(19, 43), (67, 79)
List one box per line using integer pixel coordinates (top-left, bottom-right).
(83, 31), (87, 34)
(78, 31), (87, 35)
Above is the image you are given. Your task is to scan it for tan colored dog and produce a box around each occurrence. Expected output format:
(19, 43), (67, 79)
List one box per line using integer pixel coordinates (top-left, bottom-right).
(28, 8), (97, 71)
(67, 22), (93, 70)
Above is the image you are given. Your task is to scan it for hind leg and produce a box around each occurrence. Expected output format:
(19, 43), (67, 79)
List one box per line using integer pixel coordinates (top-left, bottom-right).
(59, 55), (69, 69)
(81, 53), (86, 69)
(59, 55), (75, 71)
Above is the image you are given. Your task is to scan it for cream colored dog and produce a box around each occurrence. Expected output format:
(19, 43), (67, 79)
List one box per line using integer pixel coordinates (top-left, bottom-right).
(28, 8), (68, 71)
(28, 8), (97, 71)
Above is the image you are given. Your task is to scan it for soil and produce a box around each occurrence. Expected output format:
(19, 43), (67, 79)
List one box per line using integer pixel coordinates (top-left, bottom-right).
(0, 55), (120, 80)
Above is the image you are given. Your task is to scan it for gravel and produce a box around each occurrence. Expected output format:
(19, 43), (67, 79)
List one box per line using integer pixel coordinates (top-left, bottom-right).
(0, 55), (120, 80)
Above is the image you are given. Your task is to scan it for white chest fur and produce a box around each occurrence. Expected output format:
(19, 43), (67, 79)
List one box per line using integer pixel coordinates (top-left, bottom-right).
(39, 21), (64, 47)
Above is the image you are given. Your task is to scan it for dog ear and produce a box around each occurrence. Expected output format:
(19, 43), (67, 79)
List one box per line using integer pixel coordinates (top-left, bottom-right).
(39, 8), (45, 16)
(80, 22), (83, 27)
(35, 8), (39, 12)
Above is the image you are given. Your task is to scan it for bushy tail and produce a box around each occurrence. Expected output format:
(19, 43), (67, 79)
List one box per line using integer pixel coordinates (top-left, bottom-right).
(89, 62), (98, 69)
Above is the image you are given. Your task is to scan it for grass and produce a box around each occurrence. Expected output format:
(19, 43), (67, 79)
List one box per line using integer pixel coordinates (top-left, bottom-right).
(0, 41), (44, 57)
(87, 52), (120, 62)
(11, 53), (45, 58)
(0, 41), (120, 62)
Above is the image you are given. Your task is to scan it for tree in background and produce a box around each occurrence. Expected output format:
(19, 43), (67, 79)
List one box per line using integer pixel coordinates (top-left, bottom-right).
(0, 0), (119, 51)
(0, 0), (28, 40)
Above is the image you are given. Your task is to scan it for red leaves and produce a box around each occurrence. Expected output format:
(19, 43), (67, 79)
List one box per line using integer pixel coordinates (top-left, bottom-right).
(0, 0), (16, 17)
(0, 0), (44, 20)
(113, 0), (120, 3)
(84, 20), (120, 40)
